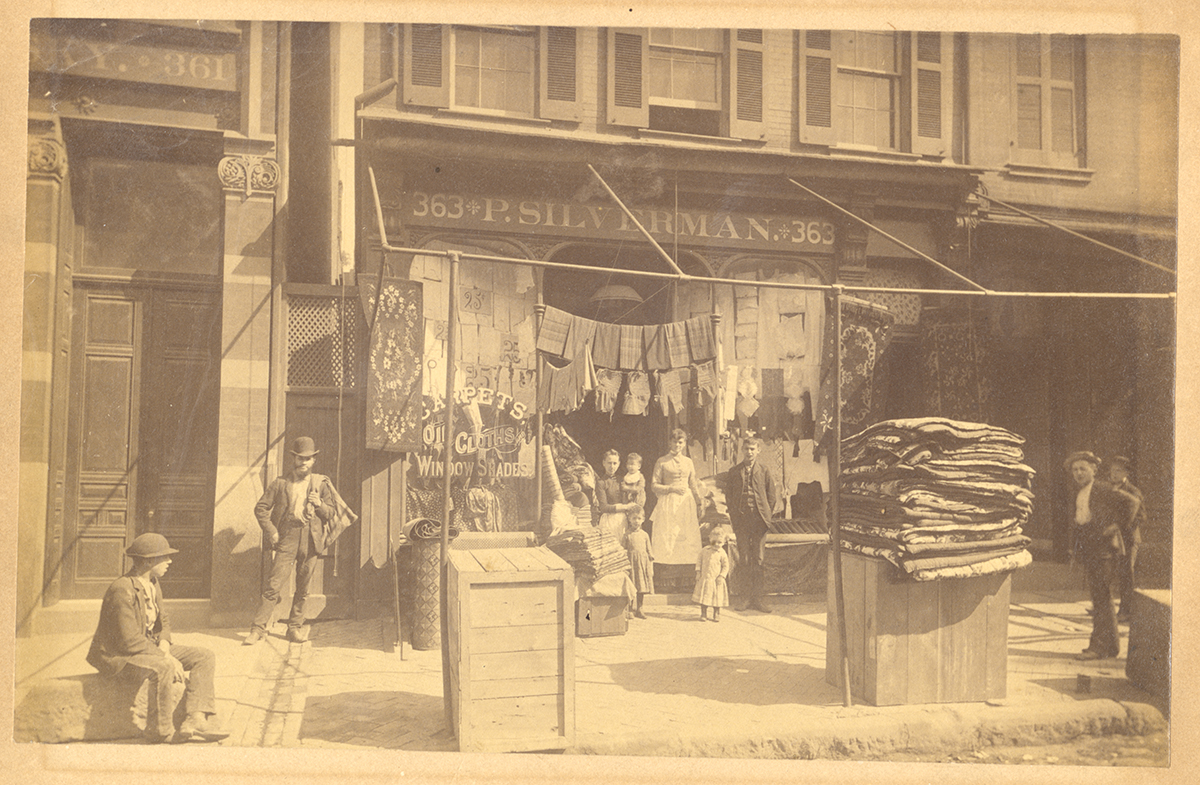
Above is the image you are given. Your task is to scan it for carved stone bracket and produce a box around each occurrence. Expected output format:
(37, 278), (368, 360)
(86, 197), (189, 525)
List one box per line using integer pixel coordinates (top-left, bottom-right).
(218, 155), (280, 196)
(28, 137), (67, 182)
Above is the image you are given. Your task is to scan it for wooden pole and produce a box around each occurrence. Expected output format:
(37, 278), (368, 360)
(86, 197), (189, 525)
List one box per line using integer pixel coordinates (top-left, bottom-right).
(829, 285), (852, 708)
(440, 251), (460, 728)
(710, 305), (722, 479)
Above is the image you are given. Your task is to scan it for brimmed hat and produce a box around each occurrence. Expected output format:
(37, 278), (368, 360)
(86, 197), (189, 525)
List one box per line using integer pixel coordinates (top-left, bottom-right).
(126, 533), (178, 559)
(289, 436), (319, 457)
(1110, 455), (1132, 469)
(1063, 451), (1101, 472)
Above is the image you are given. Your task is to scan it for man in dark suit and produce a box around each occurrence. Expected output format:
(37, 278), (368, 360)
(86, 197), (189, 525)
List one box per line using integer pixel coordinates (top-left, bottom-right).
(87, 533), (229, 743)
(245, 436), (339, 645)
(1065, 451), (1141, 660)
(724, 438), (779, 613)
(1107, 455), (1146, 622)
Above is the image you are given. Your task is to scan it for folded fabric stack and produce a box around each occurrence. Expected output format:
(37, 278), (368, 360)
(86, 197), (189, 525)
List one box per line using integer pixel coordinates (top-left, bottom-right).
(545, 527), (632, 583)
(837, 417), (1035, 581)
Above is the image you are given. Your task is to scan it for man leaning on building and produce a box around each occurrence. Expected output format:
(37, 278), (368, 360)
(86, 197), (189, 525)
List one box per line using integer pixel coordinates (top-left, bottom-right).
(1065, 451), (1141, 661)
(245, 436), (351, 645)
(1107, 455), (1146, 622)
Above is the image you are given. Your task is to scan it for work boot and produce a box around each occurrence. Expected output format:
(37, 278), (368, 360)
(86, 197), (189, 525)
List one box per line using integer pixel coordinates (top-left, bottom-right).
(243, 627), (266, 646)
(176, 712), (230, 743)
(634, 609), (647, 619)
(712, 608), (721, 623)
(286, 626), (309, 643)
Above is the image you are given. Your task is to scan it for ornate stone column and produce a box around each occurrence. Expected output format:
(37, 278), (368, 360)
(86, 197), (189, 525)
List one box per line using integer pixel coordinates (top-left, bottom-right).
(209, 143), (282, 622)
(20, 126), (68, 633)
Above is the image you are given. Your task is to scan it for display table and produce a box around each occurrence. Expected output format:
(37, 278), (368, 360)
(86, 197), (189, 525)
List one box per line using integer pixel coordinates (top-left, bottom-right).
(826, 550), (1012, 706)
(447, 546), (574, 753)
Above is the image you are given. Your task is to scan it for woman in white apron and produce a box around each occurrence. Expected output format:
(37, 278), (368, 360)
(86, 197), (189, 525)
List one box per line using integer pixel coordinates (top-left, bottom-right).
(649, 429), (704, 566)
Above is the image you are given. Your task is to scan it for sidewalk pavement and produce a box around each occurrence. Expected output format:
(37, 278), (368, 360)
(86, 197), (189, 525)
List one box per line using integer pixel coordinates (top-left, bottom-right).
(13, 573), (1168, 761)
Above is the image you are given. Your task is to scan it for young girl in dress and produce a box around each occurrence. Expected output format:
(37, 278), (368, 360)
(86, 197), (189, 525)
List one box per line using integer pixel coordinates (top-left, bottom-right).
(693, 528), (730, 622)
(621, 453), (646, 508)
(595, 449), (632, 542)
(625, 504), (653, 619)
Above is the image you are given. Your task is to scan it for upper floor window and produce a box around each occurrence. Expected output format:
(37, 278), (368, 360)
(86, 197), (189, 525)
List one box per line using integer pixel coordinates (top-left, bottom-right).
(801, 30), (952, 158)
(1012, 34), (1085, 168)
(608, 28), (766, 140)
(402, 24), (581, 121)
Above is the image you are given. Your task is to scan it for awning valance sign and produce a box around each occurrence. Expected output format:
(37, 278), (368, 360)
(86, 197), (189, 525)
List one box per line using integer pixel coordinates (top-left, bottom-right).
(391, 189), (837, 255)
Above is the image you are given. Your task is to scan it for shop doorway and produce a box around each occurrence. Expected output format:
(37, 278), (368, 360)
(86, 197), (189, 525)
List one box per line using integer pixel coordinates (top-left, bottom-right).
(61, 282), (221, 599)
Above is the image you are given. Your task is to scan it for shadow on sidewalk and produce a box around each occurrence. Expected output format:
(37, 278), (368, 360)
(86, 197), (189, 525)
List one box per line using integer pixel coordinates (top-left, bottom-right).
(299, 690), (456, 751)
(605, 657), (837, 706)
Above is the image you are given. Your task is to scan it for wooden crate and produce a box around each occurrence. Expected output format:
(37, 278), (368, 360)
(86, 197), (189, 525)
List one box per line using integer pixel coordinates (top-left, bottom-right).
(447, 546), (574, 753)
(576, 595), (628, 637)
(1125, 589), (1170, 702)
(826, 550), (1011, 706)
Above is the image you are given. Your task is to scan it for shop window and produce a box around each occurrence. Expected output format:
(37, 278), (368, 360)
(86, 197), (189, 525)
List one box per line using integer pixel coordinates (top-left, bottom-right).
(608, 28), (767, 140)
(402, 24), (581, 121)
(801, 30), (952, 157)
(1011, 34), (1085, 168)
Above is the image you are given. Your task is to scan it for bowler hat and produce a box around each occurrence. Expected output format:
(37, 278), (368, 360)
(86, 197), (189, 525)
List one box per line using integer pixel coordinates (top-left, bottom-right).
(126, 533), (178, 559)
(289, 436), (319, 457)
(1063, 450), (1101, 472)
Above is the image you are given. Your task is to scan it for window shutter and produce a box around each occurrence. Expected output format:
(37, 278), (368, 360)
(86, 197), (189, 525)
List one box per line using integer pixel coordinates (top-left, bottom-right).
(540, 27), (582, 121)
(799, 30), (835, 145)
(607, 28), (649, 127)
(911, 31), (952, 157)
(727, 29), (767, 140)
(402, 24), (449, 108)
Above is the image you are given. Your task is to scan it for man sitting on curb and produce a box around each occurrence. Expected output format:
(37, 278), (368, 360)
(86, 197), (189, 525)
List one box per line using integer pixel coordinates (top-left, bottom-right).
(87, 533), (230, 743)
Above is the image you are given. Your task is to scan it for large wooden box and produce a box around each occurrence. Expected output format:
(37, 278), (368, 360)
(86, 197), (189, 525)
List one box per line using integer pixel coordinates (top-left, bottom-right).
(447, 547), (575, 753)
(576, 596), (628, 637)
(1125, 589), (1170, 703)
(826, 550), (1011, 706)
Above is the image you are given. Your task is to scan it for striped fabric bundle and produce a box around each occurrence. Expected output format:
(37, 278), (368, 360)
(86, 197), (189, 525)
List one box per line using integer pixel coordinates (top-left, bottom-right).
(545, 527), (631, 582)
(837, 417), (1035, 581)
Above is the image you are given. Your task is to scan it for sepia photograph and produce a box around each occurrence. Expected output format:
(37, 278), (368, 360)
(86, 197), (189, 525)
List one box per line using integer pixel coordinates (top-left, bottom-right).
(3, 2), (1192, 783)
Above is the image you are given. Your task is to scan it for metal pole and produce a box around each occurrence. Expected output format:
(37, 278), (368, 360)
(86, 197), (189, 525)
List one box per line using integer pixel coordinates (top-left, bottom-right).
(787, 178), (989, 293)
(533, 296), (546, 522)
(440, 251), (460, 727)
(979, 191), (1176, 275)
(829, 286), (852, 708)
(394, 454), (405, 659)
(587, 164), (686, 276)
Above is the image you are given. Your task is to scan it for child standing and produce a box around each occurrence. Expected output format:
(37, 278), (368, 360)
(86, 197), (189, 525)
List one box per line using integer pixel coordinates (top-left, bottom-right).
(693, 529), (730, 622)
(625, 505), (654, 619)
(621, 453), (646, 508)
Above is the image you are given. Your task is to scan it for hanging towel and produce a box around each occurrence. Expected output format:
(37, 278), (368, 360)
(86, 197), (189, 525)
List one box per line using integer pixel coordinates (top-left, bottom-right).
(686, 315), (717, 362)
(536, 305), (573, 356)
(594, 368), (623, 413)
(665, 320), (691, 368)
(592, 321), (622, 368)
(619, 324), (647, 370)
(562, 315), (597, 361)
(694, 360), (718, 406)
(644, 324), (671, 370)
(621, 370), (651, 415)
(651, 371), (669, 416)
(662, 367), (686, 415)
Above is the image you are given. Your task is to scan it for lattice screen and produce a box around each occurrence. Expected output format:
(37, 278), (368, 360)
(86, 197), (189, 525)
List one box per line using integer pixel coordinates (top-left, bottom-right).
(287, 293), (360, 389)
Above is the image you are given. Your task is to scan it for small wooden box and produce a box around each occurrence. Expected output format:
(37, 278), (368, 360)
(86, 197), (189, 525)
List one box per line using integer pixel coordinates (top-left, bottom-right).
(576, 596), (629, 637)
(826, 550), (1011, 706)
(447, 547), (574, 753)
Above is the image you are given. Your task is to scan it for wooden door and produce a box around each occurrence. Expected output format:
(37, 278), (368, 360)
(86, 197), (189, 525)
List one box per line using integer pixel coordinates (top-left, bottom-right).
(61, 282), (221, 599)
(284, 391), (361, 618)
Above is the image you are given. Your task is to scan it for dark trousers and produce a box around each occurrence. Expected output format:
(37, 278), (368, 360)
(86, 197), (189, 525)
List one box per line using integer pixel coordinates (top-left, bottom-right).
(252, 521), (317, 632)
(1085, 555), (1120, 656)
(1117, 535), (1139, 615)
(731, 516), (767, 602)
(120, 644), (217, 736)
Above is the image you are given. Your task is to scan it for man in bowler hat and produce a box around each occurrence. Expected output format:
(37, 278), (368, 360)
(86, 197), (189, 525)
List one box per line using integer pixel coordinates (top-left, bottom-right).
(88, 533), (229, 743)
(1064, 450), (1141, 660)
(245, 436), (340, 645)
